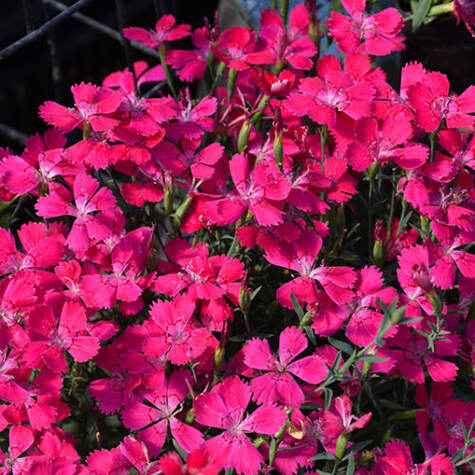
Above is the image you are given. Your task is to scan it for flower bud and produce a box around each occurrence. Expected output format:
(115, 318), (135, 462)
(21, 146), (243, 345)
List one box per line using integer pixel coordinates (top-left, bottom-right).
(172, 196), (193, 229)
(420, 215), (431, 238)
(428, 290), (443, 317)
(185, 407), (195, 425)
(227, 68), (238, 102)
(390, 305), (406, 325)
(82, 122), (91, 140)
(268, 438), (278, 465)
(253, 437), (265, 449)
(164, 186), (173, 217)
(373, 239), (384, 267)
(213, 343), (225, 375)
(273, 109), (283, 167)
(239, 285), (249, 314)
(366, 160), (380, 179)
(237, 120), (251, 153)
(335, 432), (347, 460)
(412, 264), (433, 293)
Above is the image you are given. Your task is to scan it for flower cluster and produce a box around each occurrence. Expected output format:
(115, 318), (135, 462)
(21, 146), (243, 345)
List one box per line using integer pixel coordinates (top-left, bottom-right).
(0, 1), (473, 474)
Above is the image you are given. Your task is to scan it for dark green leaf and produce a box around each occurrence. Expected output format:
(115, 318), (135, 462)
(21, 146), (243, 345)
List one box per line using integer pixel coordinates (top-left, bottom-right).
(290, 292), (304, 321)
(304, 325), (316, 346)
(308, 452), (337, 462)
(346, 454), (355, 475)
(328, 337), (354, 355)
(358, 355), (389, 363)
(413, 0), (432, 30)
(344, 439), (372, 457)
(324, 387), (333, 412)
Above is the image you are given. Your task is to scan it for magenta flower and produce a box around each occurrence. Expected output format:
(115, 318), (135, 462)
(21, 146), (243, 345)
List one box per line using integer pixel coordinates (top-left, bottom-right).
(259, 5), (318, 71)
(284, 55), (375, 126)
(80, 227), (152, 310)
(167, 26), (210, 82)
(212, 26), (273, 71)
(144, 293), (216, 365)
(194, 375), (287, 475)
(40, 82), (122, 133)
(123, 14), (191, 49)
(327, 0), (404, 56)
(346, 108), (428, 172)
(23, 301), (100, 373)
(264, 227), (356, 307)
(455, 0), (475, 37)
(205, 153), (291, 227)
(345, 266), (398, 347)
(0, 425), (34, 474)
(426, 222), (475, 289)
(35, 173), (117, 257)
(242, 326), (327, 407)
(122, 369), (203, 457)
(408, 71), (475, 132)
(319, 395), (372, 454)
(388, 326), (460, 383)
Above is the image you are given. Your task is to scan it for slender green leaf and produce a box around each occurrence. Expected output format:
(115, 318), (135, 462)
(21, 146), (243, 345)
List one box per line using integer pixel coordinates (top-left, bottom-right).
(304, 325), (317, 346)
(328, 337), (354, 355)
(324, 387), (333, 412)
(413, 0), (432, 30)
(344, 439), (372, 457)
(308, 452), (336, 462)
(290, 292), (304, 321)
(346, 454), (355, 475)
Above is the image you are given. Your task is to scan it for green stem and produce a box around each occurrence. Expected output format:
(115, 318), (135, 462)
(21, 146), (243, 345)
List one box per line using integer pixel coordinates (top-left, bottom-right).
(208, 61), (226, 96)
(280, 0), (289, 25)
(158, 45), (177, 100)
(227, 68), (238, 102)
(429, 2), (454, 16)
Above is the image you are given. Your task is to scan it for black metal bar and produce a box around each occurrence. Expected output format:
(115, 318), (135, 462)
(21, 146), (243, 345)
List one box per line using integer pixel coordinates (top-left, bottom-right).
(0, 123), (29, 146)
(0, 0), (94, 62)
(143, 81), (166, 98)
(43, 0), (161, 60)
(114, 0), (138, 91)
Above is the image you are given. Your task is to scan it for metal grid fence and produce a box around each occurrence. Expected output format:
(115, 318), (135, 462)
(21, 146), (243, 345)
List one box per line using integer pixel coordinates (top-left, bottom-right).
(0, 0), (216, 151)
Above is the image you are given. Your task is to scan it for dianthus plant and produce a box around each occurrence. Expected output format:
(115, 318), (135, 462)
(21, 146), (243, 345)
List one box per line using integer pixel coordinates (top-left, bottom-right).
(0, 0), (474, 474)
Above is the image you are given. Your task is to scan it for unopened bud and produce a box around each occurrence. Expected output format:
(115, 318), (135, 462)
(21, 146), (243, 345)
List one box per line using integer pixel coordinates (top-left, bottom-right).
(237, 120), (251, 153)
(185, 407), (195, 425)
(373, 239), (384, 267)
(362, 360), (372, 375)
(299, 311), (313, 328)
(274, 420), (288, 439)
(366, 161), (380, 180)
(390, 305), (406, 325)
(227, 68), (238, 102)
(269, 438), (278, 466)
(164, 186), (173, 217)
(412, 264), (433, 293)
(253, 437), (265, 449)
(420, 215), (431, 238)
(82, 122), (91, 140)
(213, 343), (225, 374)
(239, 286), (249, 314)
(335, 432), (347, 460)
(428, 290), (443, 317)
(172, 196), (193, 229)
